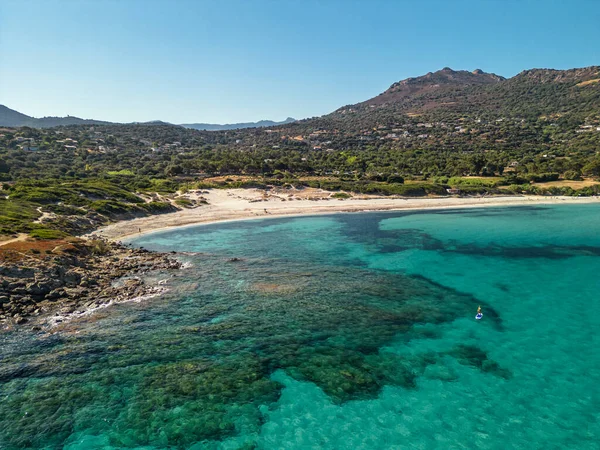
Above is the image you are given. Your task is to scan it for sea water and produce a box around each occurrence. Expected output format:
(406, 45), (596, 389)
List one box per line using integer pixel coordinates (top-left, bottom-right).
(1, 205), (599, 449)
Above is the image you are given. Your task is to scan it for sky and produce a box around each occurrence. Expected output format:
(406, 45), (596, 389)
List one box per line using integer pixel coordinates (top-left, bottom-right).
(1, 0), (599, 124)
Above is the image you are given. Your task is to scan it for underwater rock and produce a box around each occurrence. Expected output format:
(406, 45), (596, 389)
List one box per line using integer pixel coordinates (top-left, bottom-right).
(0, 238), (507, 448)
(447, 345), (511, 379)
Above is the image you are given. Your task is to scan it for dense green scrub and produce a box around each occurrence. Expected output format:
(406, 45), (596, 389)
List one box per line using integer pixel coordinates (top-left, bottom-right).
(3, 173), (599, 238)
(0, 178), (175, 236)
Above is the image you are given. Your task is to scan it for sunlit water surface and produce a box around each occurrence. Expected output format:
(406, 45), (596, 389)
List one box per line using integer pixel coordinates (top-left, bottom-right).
(1, 205), (599, 449)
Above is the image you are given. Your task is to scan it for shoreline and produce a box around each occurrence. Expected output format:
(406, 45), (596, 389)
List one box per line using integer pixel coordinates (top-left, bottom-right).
(88, 189), (600, 241)
(0, 241), (182, 330)
(3, 190), (599, 329)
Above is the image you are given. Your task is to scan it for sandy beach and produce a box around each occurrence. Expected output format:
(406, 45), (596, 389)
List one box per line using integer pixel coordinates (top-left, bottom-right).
(86, 187), (600, 241)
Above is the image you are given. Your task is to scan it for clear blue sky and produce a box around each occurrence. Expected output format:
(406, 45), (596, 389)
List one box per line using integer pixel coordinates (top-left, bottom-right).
(1, 0), (599, 124)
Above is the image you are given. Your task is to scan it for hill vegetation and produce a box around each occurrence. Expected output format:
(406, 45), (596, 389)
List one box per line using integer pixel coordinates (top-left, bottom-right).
(1, 66), (600, 238)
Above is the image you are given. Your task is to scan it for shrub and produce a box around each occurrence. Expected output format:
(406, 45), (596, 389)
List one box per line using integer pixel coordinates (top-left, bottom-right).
(387, 174), (405, 184)
(88, 239), (111, 255)
(148, 179), (179, 193)
(90, 200), (134, 216)
(11, 188), (62, 203)
(526, 173), (560, 183)
(563, 170), (583, 181)
(107, 169), (135, 176)
(0, 198), (41, 235)
(175, 198), (194, 207)
(503, 175), (527, 185)
(331, 192), (352, 199)
(140, 201), (174, 213)
(430, 176), (449, 184)
(29, 227), (67, 240)
(448, 177), (501, 187)
(236, 181), (268, 189)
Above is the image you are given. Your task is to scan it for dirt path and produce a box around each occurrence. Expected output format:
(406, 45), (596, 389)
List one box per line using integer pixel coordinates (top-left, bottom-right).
(0, 233), (29, 248)
(33, 206), (57, 224)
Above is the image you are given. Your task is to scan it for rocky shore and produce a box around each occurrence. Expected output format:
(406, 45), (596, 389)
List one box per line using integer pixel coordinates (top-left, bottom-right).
(0, 238), (182, 329)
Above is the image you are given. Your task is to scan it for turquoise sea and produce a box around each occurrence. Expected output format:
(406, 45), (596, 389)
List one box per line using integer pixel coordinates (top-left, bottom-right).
(1, 205), (599, 449)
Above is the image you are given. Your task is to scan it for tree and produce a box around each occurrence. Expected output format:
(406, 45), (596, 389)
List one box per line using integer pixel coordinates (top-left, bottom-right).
(387, 174), (404, 184)
(165, 164), (183, 176)
(582, 159), (600, 177)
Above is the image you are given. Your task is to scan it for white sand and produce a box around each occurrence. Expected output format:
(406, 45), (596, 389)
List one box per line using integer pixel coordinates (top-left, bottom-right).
(88, 188), (600, 241)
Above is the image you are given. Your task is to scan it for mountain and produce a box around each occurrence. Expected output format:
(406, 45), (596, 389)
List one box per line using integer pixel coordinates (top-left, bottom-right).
(180, 117), (296, 131)
(0, 105), (112, 128)
(0, 105), (296, 130)
(131, 120), (177, 126)
(332, 66), (600, 120)
(2, 66), (599, 191)
(2, 65), (598, 132)
(355, 67), (505, 108)
(0, 105), (34, 127)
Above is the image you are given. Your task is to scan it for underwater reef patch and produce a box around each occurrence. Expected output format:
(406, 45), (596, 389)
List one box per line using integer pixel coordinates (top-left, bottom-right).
(0, 250), (504, 449)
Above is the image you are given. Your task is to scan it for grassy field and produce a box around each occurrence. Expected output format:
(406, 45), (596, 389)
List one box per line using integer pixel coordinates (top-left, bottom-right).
(498, 179), (600, 190)
(531, 179), (600, 189)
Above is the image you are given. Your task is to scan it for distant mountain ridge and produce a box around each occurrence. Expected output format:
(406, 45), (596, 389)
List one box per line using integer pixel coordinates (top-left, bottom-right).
(2, 65), (599, 131)
(0, 105), (296, 130)
(180, 118), (296, 131)
(0, 105), (112, 128)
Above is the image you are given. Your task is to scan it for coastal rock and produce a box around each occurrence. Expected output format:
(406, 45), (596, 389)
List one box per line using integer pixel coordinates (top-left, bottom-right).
(46, 288), (65, 300)
(62, 270), (82, 286)
(13, 315), (27, 324)
(0, 239), (183, 327)
(26, 281), (54, 298)
(0, 267), (35, 278)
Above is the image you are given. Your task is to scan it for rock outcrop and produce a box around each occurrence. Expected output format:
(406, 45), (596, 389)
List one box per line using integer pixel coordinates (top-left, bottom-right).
(0, 239), (181, 328)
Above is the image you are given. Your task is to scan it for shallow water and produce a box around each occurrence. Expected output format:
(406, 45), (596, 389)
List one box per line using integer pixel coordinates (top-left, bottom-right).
(1, 205), (599, 449)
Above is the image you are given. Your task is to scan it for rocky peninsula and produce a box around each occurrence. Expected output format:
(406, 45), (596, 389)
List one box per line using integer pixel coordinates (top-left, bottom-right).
(0, 237), (181, 329)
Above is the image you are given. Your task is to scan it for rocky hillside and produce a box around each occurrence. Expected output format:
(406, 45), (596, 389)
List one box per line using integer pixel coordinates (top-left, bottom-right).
(353, 68), (505, 109)
(3, 65), (598, 132)
(331, 66), (600, 119)
(1, 65), (599, 204)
